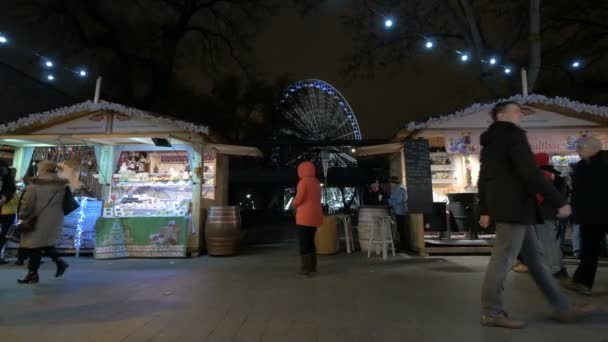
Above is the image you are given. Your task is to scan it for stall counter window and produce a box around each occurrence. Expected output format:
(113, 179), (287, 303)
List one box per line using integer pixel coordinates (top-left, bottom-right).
(94, 150), (193, 259)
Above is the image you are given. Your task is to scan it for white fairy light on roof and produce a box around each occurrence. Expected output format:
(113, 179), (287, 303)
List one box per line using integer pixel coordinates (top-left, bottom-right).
(0, 100), (210, 135)
(405, 94), (608, 131)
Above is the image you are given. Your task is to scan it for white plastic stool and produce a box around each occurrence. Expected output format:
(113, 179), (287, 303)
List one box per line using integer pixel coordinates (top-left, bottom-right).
(368, 216), (396, 260)
(336, 214), (355, 254)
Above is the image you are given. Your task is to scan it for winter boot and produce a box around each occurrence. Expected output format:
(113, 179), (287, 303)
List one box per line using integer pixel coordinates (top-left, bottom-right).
(311, 254), (317, 274)
(55, 258), (69, 278)
(297, 254), (313, 278)
(17, 271), (39, 284)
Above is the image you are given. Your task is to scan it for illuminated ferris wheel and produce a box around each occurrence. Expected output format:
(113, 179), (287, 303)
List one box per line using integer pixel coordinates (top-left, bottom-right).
(276, 79), (362, 167)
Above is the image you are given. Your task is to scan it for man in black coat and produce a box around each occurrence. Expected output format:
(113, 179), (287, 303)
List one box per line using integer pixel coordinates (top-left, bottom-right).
(477, 101), (591, 328)
(566, 136), (608, 295)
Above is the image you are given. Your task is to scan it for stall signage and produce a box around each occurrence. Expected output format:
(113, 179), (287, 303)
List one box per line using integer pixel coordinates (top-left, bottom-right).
(111, 114), (179, 133)
(404, 139), (433, 214)
(35, 113), (108, 134)
(94, 216), (188, 259)
(445, 130), (607, 154)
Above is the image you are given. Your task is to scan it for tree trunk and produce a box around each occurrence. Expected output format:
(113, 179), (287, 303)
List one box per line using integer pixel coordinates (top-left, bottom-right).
(528, 0), (542, 92)
(450, 0), (501, 96)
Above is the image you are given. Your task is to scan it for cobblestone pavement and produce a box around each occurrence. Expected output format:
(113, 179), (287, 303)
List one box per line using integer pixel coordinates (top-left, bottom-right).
(1, 246), (607, 342)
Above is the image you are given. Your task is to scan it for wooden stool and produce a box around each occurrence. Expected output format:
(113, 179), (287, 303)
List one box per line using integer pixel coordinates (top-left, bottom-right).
(368, 216), (396, 260)
(335, 214), (355, 254)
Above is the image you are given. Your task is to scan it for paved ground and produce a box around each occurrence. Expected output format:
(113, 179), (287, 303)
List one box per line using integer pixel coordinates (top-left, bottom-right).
(1, 246), (607, 342)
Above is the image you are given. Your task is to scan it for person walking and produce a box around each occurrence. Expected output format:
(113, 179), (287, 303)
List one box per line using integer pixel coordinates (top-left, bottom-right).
(534, 152), (569, 280)
(293, 161), (323, 278)
(0, 161), (17, 264)
(565, 136), (608, 296)
(477, 101), (591, 328)
(17, 161), (69, 284)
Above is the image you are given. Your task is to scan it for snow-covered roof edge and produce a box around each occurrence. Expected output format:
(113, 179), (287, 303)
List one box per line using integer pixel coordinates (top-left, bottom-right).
(0, 100), (210, 135)
(406, 94), (608, 131)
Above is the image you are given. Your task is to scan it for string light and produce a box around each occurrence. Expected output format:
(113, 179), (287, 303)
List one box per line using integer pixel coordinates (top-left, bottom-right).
(1, 32), (92, 81)
(379, 18), (585, 76)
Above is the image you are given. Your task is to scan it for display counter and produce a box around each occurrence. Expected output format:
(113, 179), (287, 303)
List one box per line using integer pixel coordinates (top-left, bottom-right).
(94, 216), (188, 259)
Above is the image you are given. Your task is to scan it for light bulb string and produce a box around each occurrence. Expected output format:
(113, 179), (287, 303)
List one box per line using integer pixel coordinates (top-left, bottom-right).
(0, 31), (90, 80)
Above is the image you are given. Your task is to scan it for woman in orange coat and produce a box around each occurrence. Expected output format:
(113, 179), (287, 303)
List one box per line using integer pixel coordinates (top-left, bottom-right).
(293, 161), (323, 277)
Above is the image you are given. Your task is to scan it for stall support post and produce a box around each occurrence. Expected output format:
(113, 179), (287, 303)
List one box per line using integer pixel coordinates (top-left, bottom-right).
(400, 148), (406, 185)
(408, 213), (428, 257)
(94, 77), (102, 103)
(521, 68), (528, 97)
(189, 144), (204, 256)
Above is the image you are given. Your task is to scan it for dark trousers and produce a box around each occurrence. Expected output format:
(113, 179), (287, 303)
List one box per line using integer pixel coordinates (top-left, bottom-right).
(394, 215), (409, 250)
(297, 225), (317, 256)
(27, 246), (60, 273)
(0, 214), (16, 255)
(573, 224), (608, 289)
(17, 247), (27, 262)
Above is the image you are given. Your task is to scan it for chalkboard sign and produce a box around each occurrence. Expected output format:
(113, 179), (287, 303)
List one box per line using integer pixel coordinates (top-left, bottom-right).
(404, 139), (433, 214)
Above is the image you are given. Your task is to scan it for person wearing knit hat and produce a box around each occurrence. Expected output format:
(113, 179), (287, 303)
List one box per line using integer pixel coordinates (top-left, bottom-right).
(533, 153), (570, 280)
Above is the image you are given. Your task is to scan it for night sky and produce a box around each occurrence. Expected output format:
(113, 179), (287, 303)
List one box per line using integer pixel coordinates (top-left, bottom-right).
(253, 4), (493, 139)
(1, 1), (605, 140)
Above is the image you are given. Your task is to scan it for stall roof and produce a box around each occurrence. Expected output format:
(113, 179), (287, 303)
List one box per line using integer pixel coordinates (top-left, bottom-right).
(0, 100), (210, 136)
(355, 143), (403, 157)
(207, 144), (263, 157)
(403, 94), (608, 133)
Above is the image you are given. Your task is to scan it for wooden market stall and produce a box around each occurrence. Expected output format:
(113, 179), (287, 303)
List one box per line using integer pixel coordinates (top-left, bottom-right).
(359, 95), (608, 255)
(0, 100), (261, 258)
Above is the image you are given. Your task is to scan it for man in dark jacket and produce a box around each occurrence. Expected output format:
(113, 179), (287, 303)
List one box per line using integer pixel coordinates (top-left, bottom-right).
(478, 101), (590, 328)
(566, 136), (608, 295)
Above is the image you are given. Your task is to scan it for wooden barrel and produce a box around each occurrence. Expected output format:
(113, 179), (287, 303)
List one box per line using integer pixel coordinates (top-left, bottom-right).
(205, 206), (241, 256)
(357, 206), (389, 254)
(314, 216), (338, 255)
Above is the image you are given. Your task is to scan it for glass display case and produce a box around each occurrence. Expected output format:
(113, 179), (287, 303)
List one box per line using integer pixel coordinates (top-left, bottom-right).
(430, 153), (457, 185)
(104, 151), (193, 218)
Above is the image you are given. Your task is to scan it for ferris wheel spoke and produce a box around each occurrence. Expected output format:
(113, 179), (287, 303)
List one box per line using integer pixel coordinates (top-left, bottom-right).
(330, 131), (356, 140)
(277, 79), (363, 155)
